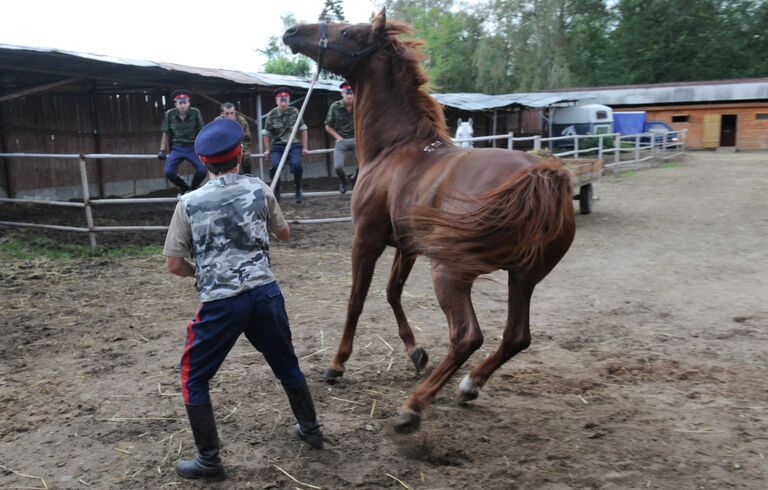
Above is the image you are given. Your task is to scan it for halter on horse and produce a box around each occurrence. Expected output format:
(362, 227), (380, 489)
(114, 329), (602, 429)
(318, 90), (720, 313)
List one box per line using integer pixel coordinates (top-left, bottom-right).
(284, 10), (575, 434)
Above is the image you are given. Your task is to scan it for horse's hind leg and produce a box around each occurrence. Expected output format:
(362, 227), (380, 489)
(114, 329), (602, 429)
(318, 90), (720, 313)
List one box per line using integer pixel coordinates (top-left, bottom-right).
(386, 249), (428, 373)
(457, 273), (534, 403)
(324, 228), (386, 383)
(394, 263), (483, 434)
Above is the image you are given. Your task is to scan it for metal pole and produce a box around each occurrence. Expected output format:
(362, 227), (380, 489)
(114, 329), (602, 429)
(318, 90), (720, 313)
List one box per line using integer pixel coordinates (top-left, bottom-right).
(634, 135), (640, 163)
(256, 93), (264, 181)
(614, 135), (620, 163)
(507, 132), (513, 150)
(574, 136), (579, 158)
(0, 81), (15, 198)
(598, 135), (604, 161)
(270, 70), (320, 193)
(534, 136), (541, 151)
(492, 109), (498, 148)
(78, 155), (97, 249)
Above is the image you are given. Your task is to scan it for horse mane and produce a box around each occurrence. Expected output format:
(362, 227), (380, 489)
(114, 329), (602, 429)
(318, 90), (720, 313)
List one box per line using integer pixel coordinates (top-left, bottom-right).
(374, 21), (452, 145)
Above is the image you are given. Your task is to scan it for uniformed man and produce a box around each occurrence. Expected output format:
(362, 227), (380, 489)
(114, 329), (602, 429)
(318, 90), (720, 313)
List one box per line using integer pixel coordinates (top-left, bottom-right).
(324, 81), (357, 194)
(164, 118), (324, 482)
(262, 87), (309, 203)
(215, 102), (253, 175)
(158, 89), (207, 193)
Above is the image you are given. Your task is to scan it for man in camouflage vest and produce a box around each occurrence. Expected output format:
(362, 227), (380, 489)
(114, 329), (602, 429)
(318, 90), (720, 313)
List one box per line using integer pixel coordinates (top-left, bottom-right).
(262, 87), (308, 203)
(164, 119), (324, 482)
(215, 102), (253, 175)
(324, 81), (356, 194)
(158, 89), (207, 193)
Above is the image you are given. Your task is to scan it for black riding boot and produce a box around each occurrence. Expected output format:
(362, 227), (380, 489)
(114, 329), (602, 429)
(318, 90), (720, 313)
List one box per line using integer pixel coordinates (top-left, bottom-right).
(293, 171), (303, 204)
(168, 174), (191, 194)
(175, 403), (226, 481)
(336, 168), (348, 194)
(269, 167), (281, 203)
(283, 380), (323, 449)
(190, 172), (206, 191)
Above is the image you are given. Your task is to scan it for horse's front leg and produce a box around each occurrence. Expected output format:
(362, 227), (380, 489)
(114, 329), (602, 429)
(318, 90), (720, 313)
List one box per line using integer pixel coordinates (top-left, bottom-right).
(324, 227), (386, 383)
(394, 262), (483, 433)
(386, 249), (428, 373)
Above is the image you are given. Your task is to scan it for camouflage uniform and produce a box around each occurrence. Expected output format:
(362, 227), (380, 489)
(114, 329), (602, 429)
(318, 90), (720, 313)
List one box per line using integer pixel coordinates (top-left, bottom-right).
(324, 99), (357, 172)
(161, 107), (207, 191)
(215, 113), (252, 174)
(262, 106), (307, 202)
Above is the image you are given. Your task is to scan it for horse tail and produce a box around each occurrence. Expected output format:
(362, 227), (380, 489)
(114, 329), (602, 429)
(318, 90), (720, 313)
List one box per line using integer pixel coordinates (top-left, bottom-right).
(409, 159), (575, 278)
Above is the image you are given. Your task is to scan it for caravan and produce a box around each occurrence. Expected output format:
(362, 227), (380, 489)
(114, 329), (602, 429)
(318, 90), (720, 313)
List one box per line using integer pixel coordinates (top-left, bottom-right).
(549, 104), (614, 137)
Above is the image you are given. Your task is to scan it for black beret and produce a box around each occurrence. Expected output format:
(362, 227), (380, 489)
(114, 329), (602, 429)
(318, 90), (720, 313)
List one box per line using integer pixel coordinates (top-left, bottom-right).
(273, 87), (292, 98)
(171, 89), (192, 100)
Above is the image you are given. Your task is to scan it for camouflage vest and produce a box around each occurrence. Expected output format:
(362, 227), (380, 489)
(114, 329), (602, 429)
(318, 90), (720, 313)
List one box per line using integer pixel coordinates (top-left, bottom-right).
(180, 173), (275, 302)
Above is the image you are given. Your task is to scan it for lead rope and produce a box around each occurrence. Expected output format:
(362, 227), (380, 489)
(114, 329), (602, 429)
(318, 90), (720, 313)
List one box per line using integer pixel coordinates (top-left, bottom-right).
(269, 28), (327, 195)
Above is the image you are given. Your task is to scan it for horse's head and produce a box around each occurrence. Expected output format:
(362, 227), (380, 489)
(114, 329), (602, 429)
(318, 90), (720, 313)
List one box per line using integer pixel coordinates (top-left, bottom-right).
(455, 118), (474, 148)
(283, 9), (388, 78)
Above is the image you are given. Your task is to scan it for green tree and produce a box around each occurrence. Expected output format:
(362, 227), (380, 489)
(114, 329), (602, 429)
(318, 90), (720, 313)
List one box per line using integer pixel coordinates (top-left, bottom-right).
(259, 14), (312, 76)
(319, 0), (346, 22)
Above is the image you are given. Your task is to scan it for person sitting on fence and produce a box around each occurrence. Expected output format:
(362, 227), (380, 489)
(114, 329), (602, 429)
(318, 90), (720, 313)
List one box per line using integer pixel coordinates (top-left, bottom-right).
(324, 81), (357, 194)
(215, 102), (253, 175)
(158, 89), (207, 194)
(454, 118), (474, 148)
(163, 118), (325, 482)
(262, 87), (308, 204)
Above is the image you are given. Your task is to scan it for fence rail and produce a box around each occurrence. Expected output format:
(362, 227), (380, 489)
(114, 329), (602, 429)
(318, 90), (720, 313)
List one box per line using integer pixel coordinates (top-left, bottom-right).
(0, 129), (686, 249)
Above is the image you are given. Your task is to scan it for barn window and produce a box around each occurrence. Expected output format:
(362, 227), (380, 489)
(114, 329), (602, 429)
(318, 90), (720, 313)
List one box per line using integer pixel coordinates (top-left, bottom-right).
(672, 114), (689, 122)
(756, 113), (768, 120)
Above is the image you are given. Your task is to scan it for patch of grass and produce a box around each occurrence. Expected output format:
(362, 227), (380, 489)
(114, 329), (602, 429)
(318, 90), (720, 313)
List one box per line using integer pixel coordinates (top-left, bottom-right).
(0, 233), (163, 261)
(618, 170), (637, 178)
(658, 161), (681, 168)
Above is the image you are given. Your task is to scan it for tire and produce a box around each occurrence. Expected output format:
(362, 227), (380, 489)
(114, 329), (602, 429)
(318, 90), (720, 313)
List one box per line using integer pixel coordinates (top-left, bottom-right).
(579, 183), (593, 215)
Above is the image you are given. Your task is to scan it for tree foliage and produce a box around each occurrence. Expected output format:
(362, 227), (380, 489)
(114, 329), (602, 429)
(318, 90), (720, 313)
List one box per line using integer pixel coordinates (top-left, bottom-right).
(319, 0), (347, 22)
(259, 14), (312, 77)
(368, 0), (768, 92)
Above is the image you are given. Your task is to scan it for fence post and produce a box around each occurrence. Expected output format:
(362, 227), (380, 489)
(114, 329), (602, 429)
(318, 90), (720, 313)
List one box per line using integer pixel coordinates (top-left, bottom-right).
(78, 155), (97, 250)
(507, 132), (514, 150)
(534, 136), (541, 151)
(614, 135), (620, 163)
(634, 135), (641, 163)
(574, 136), (579, 158)
(598, 135), (604, 161)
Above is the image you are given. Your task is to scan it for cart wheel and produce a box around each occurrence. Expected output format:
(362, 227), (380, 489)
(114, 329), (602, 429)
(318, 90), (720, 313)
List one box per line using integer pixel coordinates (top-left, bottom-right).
(579, 183), (593, 215)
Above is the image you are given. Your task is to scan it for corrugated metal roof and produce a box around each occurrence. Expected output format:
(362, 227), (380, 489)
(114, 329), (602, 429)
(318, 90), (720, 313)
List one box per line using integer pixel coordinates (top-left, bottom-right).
(431, 92), (580, 110)
(0, 43), (342, 91)
(540, 78), (768, 106)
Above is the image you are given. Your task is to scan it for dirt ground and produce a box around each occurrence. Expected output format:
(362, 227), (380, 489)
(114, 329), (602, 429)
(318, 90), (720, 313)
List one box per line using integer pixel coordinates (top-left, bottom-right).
(1, 152), (766, 489)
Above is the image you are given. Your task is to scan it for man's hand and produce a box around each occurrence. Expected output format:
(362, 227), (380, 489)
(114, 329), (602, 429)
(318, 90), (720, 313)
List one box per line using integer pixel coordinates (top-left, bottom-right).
(157, 150), (168, 161)
(262, 149), (271, 158)
(301, 147), (309, 156)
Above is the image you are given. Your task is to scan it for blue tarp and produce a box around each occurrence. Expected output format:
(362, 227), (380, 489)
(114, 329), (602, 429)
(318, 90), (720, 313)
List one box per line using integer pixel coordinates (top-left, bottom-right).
(613, 112), (646, 135)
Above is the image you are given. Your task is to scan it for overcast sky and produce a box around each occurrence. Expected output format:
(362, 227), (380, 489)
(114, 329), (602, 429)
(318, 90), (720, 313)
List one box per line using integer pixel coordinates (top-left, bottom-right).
(1, 0), (380, 72)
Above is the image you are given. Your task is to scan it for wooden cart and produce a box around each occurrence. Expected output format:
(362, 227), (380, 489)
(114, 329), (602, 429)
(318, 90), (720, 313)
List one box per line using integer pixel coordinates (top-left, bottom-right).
(563, 158), (604, 215)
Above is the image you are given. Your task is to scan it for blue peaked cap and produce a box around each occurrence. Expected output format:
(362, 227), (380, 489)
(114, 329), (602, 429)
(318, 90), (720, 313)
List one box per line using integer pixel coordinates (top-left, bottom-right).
(194, 119), (244, 160)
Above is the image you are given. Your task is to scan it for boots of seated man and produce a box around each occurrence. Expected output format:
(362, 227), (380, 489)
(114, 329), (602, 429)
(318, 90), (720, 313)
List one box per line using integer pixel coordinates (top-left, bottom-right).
(335, 168), (347, 194)
(293, 171), (303, 204)
(269, 167), (282, 203)
(175, 403), (226, 481)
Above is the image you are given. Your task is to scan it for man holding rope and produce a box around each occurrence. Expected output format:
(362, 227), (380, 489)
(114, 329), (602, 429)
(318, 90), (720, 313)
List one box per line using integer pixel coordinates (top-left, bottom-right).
(163, 118), (324, 482)
(262, 87), (308, 203)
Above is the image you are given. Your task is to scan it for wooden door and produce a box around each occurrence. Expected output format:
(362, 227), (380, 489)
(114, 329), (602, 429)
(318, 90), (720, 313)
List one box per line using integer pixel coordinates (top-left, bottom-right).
(702, 114), (720, 148)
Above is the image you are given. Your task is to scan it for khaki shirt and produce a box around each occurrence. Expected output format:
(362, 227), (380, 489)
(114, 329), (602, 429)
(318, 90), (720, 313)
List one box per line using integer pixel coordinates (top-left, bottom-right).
(262, 106), (307, 145)
(161, 107), (205, 145)
(324, 99), (355, 139)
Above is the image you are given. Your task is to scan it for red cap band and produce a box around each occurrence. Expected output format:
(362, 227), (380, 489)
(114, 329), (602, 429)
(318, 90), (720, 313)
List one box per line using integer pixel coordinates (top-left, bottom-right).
(199, 145), (242, 164)
(174, 94), (190, 100)
(275, 91), (290, 98)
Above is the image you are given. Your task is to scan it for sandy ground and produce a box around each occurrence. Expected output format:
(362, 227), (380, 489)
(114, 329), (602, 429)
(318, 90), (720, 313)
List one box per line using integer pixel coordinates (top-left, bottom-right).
(1, 151), (767, 489)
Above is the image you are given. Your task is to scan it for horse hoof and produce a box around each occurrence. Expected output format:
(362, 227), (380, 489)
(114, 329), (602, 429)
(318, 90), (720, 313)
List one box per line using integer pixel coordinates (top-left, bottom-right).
(409, 347), (429, 373)
(457, 375), (482, 404)
(394, 409), (422, 434)
(323, 368), (344, 384)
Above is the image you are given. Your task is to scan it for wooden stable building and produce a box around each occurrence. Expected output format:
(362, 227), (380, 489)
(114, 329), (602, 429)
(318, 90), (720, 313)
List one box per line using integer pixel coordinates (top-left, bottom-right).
(541, 78), (768, 151)
(0, 44), (346, 199)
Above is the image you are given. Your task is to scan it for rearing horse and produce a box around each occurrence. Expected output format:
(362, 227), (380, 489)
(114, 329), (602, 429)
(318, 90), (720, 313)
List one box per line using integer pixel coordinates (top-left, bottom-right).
(284, 10), (575, 434)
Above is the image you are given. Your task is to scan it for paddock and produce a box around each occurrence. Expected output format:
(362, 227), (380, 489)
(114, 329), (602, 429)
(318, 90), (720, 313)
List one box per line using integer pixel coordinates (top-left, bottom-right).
(0, 151), (766, 488)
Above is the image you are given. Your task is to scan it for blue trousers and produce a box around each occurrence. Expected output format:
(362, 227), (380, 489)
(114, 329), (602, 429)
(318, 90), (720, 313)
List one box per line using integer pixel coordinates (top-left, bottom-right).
(180, 281), (305, 404)
(164, 144), (207, 188)
(270, 143), (303, 175)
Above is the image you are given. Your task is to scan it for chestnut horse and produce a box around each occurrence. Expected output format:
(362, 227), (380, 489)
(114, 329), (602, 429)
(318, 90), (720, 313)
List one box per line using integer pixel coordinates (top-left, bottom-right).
(284, 10), (576, 434)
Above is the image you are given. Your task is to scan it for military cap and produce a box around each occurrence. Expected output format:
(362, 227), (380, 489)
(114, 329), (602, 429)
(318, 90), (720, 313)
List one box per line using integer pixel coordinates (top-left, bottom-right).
(171, 89), (192, 101)
(273, 87), (292, 98)
(339, 81), (352, 91)
(194, 119), (245, 165)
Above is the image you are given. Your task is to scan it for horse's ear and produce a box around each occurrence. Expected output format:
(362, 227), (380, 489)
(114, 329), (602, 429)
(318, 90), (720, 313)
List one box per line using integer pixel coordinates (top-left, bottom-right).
(372, 8), (387, 38)
(458, 118), (463, 124)
(468, 118), (473, 127)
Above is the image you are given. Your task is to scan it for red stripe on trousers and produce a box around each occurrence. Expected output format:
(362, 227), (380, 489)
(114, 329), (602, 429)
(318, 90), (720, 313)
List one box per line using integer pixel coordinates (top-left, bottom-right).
(181, 310), (201, 403)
